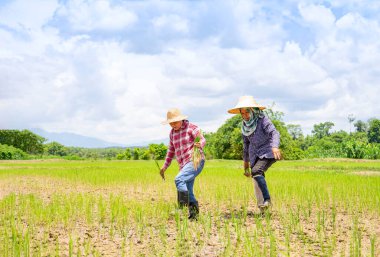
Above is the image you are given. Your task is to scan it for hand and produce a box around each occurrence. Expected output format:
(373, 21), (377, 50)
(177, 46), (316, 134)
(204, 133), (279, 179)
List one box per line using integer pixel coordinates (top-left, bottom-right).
(272, 147), (281, 160)
(160, 168), (165, 181)
(244, 168), (251, 177)
(194, 142), (201, 148)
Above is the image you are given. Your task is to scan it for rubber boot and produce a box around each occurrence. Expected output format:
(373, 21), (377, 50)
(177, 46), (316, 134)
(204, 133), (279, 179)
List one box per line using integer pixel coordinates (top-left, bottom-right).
(177, 191), (189, 209)
(188, 202), (199, 220)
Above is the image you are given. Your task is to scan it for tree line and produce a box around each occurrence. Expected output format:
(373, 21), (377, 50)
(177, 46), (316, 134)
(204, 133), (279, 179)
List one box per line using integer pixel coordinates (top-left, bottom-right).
(204, 110), (380, 160)
(1, 111), (379, 160)
(0, 129), (168, 160)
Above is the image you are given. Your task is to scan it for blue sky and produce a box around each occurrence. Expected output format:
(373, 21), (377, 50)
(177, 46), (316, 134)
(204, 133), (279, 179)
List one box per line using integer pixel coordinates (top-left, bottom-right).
(1, 0), (380, 145)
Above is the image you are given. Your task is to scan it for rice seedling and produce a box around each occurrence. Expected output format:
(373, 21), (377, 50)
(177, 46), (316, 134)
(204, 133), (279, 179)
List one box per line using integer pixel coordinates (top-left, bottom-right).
(192, 131), (202, 169)
(0, 159), (378, 256)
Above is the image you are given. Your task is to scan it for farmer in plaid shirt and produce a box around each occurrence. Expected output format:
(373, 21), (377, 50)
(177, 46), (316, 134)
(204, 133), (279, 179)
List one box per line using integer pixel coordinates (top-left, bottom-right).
(160, 108), (206, 220)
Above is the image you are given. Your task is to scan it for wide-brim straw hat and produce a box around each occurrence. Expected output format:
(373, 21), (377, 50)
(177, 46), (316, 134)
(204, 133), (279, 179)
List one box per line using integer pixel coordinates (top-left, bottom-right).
(228, 95), (266, 114)
(161, 108), (188, 124)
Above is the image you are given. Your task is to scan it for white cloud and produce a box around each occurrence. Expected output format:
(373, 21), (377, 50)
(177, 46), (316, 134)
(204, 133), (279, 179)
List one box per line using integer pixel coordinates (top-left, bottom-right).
(298, 4), (336, 29)
(1, 0), (380, 144)
(232, 1), (286, 49)
(0, 0), (58, 30)
(152, 14), (189, 33)
(0, 0), (60, 57)
(57, 0), (137, 31)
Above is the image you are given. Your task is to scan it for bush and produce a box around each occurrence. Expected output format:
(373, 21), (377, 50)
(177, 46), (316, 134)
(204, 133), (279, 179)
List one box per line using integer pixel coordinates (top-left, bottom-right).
(281, 147), (305, 160)
(139, 149), (150, 160)
(0, 144), (29, 160)
(272, 120), (304, 160)
(148, 143), (167, 160)
(63, 155), (84, 160)
(305, 139), (345, 158)
(116, 153), (125, 160)
(363, 144), (380, 159)
(343, 140), (366, 159)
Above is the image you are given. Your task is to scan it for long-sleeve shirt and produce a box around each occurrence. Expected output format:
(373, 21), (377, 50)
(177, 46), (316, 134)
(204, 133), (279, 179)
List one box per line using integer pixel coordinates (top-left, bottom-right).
(243, 116), (280, 167)
(162, 120), (206, 171)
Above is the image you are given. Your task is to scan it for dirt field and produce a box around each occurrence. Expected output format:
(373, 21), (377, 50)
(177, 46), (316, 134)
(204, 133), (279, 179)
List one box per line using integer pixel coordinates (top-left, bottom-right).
(0, 159), (379, 256)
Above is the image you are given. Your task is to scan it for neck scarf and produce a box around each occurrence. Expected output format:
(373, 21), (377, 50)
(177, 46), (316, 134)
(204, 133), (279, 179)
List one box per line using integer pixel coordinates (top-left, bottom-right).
(241, 108), (264, 136)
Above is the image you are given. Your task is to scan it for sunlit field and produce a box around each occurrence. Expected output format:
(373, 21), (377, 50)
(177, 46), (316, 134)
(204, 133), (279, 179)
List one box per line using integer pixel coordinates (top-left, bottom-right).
(0, 159), (379, 257)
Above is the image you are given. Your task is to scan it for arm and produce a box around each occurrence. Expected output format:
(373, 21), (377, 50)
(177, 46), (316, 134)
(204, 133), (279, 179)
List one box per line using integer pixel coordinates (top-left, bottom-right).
(199, 132), (206, 148)
(160, 138), (175, 181)
(161, 134), (175, 172)
(192, 126), (206, 148)
(263, 116), (281, 160)
(243, 135), (250, 176)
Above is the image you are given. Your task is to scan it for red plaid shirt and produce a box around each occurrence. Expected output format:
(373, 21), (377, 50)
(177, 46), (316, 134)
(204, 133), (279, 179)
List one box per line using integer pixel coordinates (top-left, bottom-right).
(162, 120), (206, 171)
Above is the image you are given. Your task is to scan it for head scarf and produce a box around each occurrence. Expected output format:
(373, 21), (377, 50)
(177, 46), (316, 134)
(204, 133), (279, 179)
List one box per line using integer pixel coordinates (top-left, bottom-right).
(241, 108), (264, 136)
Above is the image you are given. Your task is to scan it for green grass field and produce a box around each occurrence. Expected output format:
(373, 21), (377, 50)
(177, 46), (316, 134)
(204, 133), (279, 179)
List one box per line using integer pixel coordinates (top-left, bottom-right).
(0, 159), (379, 256)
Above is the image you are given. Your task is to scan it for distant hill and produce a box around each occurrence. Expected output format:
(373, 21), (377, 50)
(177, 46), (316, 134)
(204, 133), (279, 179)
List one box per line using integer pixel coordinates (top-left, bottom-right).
(30, 128), (168, 148)
(31, 128), (126, 148)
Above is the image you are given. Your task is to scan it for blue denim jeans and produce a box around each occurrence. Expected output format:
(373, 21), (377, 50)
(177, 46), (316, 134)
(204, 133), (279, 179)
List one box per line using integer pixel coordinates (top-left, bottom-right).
(251, 158), (275, 202)
(175, 159), (205, 203)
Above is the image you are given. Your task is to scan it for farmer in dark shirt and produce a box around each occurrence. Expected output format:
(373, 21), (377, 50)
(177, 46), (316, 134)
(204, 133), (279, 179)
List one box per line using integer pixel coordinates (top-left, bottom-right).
(228, 96), (281, 212)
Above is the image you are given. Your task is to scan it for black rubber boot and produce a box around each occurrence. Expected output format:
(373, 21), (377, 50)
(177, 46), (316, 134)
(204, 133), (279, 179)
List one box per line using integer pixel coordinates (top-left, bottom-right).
(177, 191), (189, 209)
(188, 202), (199, 220)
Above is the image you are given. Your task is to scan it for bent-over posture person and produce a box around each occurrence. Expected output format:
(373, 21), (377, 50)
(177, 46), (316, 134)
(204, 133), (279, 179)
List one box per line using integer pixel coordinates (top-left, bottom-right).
(160, 108), (206, 220)
(228, 96), (281, 213)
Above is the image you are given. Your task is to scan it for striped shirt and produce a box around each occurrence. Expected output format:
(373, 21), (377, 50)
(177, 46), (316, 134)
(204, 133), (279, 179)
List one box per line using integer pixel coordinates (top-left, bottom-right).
(162, 120), (206, 171)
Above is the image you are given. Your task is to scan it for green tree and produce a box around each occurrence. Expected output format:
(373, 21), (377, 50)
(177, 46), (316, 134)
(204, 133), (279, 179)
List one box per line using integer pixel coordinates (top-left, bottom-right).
(203, 132), (215, 159)
(350, 132), (368, 143)
(116, 153), (125, 160)
(132, 148), (141, 160)
(207, 115), (242, 159)
(272, 120), (304, 160)
(265, 107), (303, 159)
(286, 124), (303, 140)
(312, 122), (335, 139)
(368, 118), (380, 143)
(205, 107), (304, 160)
(348, 114), (355, 134)
(300, 135), (314, 151)
(354, 120), (368, 132)
(124, 148), (132, 159)
(44, 141), (67, 156)
(0, 129), (45, 154)
(329, 130), (349, 143)
(148, 143), (167, 160)
(264, 103), (284, 121)
(140, 149), (150, 160)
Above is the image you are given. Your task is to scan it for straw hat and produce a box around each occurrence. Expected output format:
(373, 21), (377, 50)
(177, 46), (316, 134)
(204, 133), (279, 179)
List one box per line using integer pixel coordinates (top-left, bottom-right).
(161, 108), (188, 124)
(228, 95), (266, 114)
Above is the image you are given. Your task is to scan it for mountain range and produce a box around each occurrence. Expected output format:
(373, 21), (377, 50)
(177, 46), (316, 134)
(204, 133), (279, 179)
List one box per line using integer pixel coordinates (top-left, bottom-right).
(30, 128), (158, 148)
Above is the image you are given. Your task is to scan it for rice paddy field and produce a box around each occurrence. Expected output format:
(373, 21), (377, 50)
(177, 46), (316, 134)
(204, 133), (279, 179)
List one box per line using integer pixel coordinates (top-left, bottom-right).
(0, 159), (379, 257)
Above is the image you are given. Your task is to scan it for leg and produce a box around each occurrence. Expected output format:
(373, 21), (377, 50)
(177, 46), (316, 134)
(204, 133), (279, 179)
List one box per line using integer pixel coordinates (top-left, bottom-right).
(188, 202), (199, 221)
(175, 160), (205, 210)
(253, 179), (264, 207)
(186, 178), (200, 220)
(177, 160), (205, 202)
(251, 158), (275, 202)
(254, 176), (270, 201)
(176, 190), (189, 208)
(186, 179), (197, 204)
